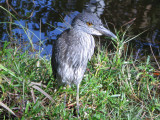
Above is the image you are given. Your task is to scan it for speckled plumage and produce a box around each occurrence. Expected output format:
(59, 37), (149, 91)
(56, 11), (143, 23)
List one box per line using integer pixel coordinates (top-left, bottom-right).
(52, 28), (95, 85)
(51, 12), (116, 116)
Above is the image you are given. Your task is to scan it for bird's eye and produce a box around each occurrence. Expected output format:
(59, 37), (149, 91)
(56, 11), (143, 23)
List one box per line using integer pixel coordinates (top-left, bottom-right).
(86, 22), (93, 26)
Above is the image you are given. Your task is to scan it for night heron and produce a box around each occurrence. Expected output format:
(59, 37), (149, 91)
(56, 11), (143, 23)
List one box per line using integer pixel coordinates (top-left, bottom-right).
(51, 12), (116, 116)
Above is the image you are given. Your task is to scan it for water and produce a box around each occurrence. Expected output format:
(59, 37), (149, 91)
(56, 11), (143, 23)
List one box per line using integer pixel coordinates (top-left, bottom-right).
(0, 0), (160, 57)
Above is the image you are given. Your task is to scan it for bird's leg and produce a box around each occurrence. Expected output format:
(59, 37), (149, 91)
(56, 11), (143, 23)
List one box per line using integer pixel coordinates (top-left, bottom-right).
(64, 86), (67, 109)
(76, 83), (80, 117)
(64, 84), (70, 109)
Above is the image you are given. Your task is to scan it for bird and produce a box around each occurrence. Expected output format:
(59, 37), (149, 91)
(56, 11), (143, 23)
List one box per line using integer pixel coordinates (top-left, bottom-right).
(51, 12), (117, 117)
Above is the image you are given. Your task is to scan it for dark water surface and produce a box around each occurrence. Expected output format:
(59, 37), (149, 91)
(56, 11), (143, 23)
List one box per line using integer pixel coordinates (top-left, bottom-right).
(0, 0), (160, 58)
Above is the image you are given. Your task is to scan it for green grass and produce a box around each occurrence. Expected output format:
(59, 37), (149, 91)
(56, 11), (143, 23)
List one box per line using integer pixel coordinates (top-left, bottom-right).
(0, 37), (159, 119)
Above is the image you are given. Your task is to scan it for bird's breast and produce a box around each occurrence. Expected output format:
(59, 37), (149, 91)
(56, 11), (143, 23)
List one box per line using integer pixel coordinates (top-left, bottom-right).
(77, 31), (95, 61)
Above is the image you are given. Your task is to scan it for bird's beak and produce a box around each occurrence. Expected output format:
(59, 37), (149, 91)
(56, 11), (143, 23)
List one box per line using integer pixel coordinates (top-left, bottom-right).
(95, 26), (117, 39)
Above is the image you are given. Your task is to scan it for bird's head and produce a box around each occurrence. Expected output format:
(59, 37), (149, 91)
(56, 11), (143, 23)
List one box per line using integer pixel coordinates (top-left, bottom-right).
(71, 12), (117, 39)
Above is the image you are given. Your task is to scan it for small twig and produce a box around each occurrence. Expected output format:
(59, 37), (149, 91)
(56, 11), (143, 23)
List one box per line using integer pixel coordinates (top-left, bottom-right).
(29, 84), (54, 103)
(29, 81), (47, 88)
(121, 18), (136, 28)
(141, 112), (146, 119)
(30, 88), (36, 103)
(149, 45), (160, 69)
(6, 0), (13, 41)
(0, 101), (17, 117)
(6, 0), (35, 19)
(147, 84), (152, 99)
(107, 109), (114, 118)
(154, 114), (160, 119)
